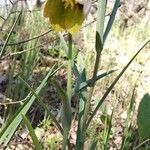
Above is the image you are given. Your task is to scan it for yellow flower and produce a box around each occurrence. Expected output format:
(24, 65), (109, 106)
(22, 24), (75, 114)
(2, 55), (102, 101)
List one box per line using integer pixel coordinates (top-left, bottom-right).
(43, 0), (85, 33)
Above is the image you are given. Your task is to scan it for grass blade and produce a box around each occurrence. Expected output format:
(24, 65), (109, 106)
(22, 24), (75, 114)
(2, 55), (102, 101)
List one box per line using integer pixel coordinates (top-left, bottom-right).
(133, 139), (150, 150)
(89, 140), (98, 150)
(103, 0), (120, 43)
(75, 68), (87, 150)
(104, 111), (113, 150)
(59, 33), (68, 56)
(76, 69), (117, 92)
(51, 79), (72, 150)
(121, 86), (136, 149)
(22, 115), (42, 150)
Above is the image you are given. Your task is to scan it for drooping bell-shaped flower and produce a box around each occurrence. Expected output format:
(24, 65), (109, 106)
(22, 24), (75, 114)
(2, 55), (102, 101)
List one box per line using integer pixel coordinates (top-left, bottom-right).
(43, 0), (91, 33)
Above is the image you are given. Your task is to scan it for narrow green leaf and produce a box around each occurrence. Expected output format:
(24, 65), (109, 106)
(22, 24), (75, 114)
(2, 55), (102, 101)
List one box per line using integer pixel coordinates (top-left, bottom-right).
(121, 86), (136, 149)
(59, 33), (68, 56)
(73, 64), (87, 135)
(104, 111), (113, 150)
(51, 78), (72, 126)
(76, 69), (117, 92)
(133, 139), (150, 150)
(22, 115), (42, 150)
(103, 0), (120, 43)
(51, 79), (72, 150)
(75, 68), (87, 150)
(89, 140), (98, 150)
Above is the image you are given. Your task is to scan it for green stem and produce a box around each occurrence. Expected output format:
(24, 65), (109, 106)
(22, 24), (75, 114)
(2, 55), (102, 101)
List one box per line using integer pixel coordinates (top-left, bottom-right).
(62, 33), (73, 150)
(67, 33), (73, 102)
(92, 51), (102, 82)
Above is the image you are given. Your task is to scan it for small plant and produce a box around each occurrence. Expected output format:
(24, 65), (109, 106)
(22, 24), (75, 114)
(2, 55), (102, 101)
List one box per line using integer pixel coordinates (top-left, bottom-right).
(46, 134), (61, 150)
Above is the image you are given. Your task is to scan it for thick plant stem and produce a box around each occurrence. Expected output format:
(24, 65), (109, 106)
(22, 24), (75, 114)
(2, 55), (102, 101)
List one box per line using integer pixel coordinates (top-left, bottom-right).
(62, 33), (73, 150)
(67, 33), (73, 102)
